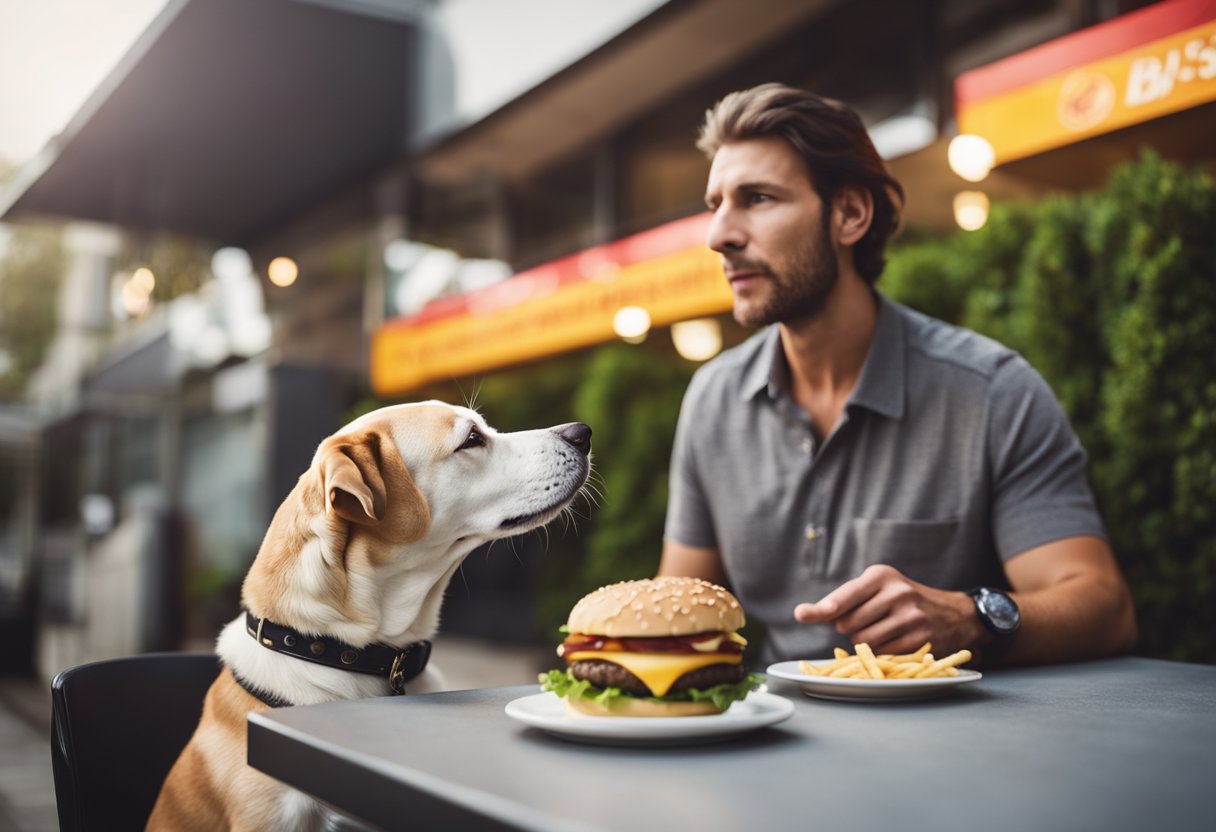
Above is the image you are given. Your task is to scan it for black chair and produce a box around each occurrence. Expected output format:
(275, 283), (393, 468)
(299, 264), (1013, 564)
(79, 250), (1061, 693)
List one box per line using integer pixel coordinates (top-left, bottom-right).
(50, 652), (221, 832)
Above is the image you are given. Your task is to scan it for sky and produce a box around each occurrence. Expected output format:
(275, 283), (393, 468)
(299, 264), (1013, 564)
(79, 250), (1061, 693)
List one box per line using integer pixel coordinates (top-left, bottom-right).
(0, 0), (169, 167)
(0, 0), (667, 170)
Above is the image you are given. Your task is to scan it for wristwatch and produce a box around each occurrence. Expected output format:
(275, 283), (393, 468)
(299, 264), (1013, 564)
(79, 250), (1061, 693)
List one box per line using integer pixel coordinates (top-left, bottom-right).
(967, 587), (1021, 649)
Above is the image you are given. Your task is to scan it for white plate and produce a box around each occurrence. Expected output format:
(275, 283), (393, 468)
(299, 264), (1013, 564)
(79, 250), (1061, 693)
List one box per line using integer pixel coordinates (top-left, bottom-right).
(504, 691), (795, 746)
(766, 660), (982, 702)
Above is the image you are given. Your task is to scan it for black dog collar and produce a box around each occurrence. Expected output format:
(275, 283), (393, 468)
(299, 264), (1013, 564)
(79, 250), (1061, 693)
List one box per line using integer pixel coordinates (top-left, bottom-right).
(230, 668), (295, 709)
(244, 610), (432, 695)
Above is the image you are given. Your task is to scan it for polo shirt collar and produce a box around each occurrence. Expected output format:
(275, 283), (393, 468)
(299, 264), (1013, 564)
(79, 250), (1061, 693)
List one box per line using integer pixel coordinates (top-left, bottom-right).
(740, 327), (783, 401)
(846, 292), (905, 419)
(738, 292), (906, 420)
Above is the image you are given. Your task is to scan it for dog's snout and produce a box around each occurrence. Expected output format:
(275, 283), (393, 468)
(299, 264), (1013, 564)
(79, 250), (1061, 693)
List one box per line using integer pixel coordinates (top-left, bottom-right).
(555, 422), (592, 455)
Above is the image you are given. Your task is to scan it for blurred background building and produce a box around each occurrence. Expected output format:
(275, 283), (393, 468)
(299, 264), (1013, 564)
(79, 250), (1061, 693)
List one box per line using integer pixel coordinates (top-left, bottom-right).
(1, 0), (1212, 681)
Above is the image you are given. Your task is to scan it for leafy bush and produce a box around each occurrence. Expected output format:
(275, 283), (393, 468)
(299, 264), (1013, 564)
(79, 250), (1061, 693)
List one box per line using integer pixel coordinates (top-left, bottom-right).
(568, 346), (693, 588)
(883, 151), (1216, 663)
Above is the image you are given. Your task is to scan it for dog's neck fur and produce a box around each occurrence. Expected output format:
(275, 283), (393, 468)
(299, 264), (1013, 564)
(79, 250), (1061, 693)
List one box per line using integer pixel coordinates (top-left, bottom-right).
(216, 474), (473, 705)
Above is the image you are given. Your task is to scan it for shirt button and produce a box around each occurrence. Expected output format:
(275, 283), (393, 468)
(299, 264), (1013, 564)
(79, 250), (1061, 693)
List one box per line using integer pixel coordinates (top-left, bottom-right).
(801, 438), (813, 455)
(804, 524), (822, 541)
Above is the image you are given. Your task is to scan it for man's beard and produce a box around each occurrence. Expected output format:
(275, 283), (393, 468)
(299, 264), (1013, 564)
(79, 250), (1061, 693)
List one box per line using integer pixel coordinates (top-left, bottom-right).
(731, 212), (838, 329)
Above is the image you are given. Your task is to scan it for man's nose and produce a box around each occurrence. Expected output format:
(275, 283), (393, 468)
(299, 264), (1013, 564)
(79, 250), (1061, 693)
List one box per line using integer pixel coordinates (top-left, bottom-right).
(706, 207), (745, 253)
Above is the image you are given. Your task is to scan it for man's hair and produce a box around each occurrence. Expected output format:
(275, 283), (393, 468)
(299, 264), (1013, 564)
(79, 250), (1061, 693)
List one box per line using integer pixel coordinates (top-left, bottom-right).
(697, 83), (905, 284)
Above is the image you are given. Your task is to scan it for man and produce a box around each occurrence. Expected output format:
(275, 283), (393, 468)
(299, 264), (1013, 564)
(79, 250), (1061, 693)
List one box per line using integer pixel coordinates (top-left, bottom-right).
(658, 83), (1137, 666)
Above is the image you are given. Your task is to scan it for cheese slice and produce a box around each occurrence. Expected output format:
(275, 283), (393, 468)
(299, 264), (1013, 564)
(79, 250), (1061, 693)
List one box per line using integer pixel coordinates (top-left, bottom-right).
(565, 650), (742, 697)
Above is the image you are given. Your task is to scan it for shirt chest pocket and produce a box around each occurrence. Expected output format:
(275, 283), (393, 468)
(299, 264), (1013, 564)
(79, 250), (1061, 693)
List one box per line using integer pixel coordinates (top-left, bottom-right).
(834, 517), (962, 583)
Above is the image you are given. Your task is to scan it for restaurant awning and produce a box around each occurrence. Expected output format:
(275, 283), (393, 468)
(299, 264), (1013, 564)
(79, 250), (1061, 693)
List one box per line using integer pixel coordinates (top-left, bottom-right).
(0, 0), (424, 246)
(955, 0), (1216, 188)
(414, 0), (837, 185)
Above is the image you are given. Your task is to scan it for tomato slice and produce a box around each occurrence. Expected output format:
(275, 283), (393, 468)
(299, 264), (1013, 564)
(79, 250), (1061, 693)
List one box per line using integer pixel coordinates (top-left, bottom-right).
(561, 632), (741, 655)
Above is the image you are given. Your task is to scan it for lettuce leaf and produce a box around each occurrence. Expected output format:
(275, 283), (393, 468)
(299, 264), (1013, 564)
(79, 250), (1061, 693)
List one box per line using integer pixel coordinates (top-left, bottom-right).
(539, 668), (763, 712)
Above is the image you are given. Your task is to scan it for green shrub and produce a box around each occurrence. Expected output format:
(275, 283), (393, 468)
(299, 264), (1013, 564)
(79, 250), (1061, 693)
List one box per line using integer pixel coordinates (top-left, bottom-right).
(884, 151), (1216, 663)
(569, 344), (693, 589)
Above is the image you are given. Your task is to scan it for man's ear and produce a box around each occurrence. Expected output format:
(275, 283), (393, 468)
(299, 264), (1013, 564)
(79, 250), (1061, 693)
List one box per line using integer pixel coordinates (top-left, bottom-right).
(319, 436), (387, 527)
(833, 186), (873, 247)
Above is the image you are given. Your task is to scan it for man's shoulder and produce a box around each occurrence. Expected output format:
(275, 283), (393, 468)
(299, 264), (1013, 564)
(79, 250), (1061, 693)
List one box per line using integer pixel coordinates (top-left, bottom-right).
(890, 298), (1019, 383)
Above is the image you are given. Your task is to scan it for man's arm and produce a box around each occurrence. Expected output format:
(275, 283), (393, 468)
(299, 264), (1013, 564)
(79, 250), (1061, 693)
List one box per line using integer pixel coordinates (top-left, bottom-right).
(1000, 534), (1137, 664)
(658, 539), (730, 587)
(793, 535), (1137, 665)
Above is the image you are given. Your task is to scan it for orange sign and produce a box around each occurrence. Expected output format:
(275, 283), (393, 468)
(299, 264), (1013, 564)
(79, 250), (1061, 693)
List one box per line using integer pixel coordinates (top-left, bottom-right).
(371, 220), (729, 395)
(957, 0), (1216, 164)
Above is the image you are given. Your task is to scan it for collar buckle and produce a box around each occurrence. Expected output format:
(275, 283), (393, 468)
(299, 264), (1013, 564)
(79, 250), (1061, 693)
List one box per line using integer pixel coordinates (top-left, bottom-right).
(389, 650), (408, 695)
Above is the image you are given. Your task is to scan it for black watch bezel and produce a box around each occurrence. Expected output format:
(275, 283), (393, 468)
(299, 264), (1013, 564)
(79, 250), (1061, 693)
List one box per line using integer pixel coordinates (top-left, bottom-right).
(968, 586), (1021, 640)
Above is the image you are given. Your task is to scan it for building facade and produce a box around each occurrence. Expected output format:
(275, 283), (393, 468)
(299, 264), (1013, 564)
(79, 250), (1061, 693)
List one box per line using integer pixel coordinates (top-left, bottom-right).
(3, 0), (1210, 676)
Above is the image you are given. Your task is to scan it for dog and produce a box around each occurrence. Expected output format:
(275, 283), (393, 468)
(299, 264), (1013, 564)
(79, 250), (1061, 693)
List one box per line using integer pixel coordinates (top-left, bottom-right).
(147, 402), (592, 831)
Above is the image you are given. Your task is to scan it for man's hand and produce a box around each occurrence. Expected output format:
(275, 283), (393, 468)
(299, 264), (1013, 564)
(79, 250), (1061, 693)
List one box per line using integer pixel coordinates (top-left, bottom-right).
(793, 564), (983, 656)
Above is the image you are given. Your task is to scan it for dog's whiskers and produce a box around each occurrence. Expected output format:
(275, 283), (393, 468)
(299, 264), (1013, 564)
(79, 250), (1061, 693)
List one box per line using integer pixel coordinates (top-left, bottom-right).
(502, 536), (526, 566)
(581, 469), (606, 509)
(582, 483), (605, 509)
(456, 561), (471, 596)
(458, 378), (484, 413)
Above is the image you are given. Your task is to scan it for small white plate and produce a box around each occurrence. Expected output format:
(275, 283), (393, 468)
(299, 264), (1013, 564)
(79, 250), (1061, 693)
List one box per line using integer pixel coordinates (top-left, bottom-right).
(766, 660), (982, 702)
(504, 691), (795, 746)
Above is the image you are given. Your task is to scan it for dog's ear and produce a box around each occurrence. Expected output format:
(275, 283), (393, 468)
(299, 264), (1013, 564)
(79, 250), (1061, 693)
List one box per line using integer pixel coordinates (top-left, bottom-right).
(320, 438), (385, 526)
(318, 431), (430, 540)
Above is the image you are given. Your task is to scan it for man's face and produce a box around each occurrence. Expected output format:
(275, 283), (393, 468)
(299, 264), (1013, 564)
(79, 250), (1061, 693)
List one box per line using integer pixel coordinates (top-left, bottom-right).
(704, 136), (838, 328)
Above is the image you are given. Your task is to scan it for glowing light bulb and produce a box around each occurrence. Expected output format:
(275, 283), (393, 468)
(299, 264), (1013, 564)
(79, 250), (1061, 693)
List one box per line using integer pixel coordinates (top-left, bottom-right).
(131, 267), (155, 295)
(953, 191), (990, 231)
(613, 306), (651, 343)
(671, 318), (722, 361)
(948, 134), (996, 183)
(268, 256), (299, 287)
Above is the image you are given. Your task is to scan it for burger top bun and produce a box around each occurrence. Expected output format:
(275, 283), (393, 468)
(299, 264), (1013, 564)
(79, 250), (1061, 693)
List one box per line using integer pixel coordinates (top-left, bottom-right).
(566, 576), (745, 638)
(566, 695), (721, 718)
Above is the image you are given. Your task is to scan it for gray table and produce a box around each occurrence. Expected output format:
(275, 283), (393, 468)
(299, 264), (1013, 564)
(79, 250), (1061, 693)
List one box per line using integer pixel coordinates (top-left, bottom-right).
(247, 657), (1215, 832)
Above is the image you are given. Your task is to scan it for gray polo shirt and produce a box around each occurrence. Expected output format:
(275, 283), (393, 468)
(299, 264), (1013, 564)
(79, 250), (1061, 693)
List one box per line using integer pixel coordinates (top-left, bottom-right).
(664, 293), (1106, 663)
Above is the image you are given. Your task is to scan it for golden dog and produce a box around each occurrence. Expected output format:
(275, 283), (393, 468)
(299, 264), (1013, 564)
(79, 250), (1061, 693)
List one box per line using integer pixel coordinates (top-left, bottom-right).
(148, 402), (591, 830)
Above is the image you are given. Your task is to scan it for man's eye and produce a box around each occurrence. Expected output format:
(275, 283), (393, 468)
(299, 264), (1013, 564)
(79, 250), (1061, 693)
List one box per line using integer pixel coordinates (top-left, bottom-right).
(457, 429), (486, 451)
(747, 193), (771, 205)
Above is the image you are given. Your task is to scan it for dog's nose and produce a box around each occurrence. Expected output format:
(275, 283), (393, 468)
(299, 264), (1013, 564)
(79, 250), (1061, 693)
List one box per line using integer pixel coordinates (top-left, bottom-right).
(555, 422), (592, 455)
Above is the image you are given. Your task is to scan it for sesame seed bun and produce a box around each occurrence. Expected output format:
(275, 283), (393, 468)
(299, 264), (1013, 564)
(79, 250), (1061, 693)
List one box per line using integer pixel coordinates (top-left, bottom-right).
(565, 576), (745, 637)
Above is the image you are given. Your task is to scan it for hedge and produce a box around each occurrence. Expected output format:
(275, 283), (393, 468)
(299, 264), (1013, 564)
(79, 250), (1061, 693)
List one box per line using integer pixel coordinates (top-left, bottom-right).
(883, 150), (1216, 663)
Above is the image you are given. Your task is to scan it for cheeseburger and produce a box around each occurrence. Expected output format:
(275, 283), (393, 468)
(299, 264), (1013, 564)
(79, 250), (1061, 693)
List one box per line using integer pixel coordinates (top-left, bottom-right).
(540, 576), (761, 716)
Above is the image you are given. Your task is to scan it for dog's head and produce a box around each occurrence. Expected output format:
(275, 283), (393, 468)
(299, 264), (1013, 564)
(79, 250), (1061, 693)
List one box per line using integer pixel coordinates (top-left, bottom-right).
(322, 401), (592, 545)
(243, 401), (592, 644)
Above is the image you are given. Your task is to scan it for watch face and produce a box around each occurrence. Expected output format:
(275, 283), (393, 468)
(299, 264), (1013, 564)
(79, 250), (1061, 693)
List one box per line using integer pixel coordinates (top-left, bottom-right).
(979, 590), (1020, 633)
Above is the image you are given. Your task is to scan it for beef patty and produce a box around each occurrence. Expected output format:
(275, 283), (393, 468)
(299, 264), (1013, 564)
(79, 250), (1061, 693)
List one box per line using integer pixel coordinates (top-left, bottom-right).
(569, 659), (745, 696)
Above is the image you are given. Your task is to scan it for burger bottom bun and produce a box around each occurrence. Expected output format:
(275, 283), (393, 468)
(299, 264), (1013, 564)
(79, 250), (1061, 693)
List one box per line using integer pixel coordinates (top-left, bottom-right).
(566, 696), (723, 718)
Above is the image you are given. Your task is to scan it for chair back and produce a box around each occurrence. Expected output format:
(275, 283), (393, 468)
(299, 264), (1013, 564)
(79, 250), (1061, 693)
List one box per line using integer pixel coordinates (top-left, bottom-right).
(50, 652), (220, 832)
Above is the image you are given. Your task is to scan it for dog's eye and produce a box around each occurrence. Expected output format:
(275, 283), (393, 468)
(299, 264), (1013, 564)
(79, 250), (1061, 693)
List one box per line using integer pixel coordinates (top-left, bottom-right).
(456, 428), (486, 452)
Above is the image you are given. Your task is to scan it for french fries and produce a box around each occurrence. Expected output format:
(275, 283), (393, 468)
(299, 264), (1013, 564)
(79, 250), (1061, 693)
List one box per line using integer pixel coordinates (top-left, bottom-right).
(798, 642), (971, 680)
